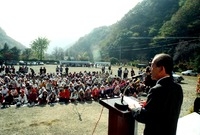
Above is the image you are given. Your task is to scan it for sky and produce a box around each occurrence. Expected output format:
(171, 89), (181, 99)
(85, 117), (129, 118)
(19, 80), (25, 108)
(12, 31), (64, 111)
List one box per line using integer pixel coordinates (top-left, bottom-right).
(0, 0), (141, 53)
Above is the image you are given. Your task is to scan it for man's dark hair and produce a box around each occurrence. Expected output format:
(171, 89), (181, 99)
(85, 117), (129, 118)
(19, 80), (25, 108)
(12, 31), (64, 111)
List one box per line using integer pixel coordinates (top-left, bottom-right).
(155, 53), (173, 76)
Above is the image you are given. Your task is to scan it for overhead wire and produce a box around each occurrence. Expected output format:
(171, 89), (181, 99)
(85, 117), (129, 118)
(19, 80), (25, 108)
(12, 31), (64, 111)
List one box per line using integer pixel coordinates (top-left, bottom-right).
(110, 38), (200, 52)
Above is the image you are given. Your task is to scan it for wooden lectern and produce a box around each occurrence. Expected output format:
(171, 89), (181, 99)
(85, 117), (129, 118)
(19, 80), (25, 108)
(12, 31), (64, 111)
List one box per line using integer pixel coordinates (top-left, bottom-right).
(99, 97), (137, 135)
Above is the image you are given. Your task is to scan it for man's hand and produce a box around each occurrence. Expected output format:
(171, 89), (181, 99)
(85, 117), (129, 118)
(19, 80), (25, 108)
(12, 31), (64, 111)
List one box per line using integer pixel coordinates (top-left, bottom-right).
(128, 103), (141, 113)
(128, 103), (136, 111)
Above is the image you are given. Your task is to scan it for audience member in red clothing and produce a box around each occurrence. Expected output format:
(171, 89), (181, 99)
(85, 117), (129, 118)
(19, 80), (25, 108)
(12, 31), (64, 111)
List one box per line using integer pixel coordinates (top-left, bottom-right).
(64, 87), (71, 103)
(28, 88), (38, 106)
(58, 89), (64, 102)
(92, 86), (99, 101)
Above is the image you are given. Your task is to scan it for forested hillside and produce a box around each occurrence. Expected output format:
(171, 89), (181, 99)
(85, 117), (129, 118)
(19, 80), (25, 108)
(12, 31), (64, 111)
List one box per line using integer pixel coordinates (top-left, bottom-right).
(67, 0), (200, 72)
(67, 26), (111, 62)
(0, 27), (26, 50)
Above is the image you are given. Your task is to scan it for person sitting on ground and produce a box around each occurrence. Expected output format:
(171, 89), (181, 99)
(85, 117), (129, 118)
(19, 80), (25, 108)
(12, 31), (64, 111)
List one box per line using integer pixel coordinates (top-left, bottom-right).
(16, 90), (28, 107)
(28, 88), (38, 106)
(48, 91), (57, 104)
(104, 83), (114, 98)
(0, 91), (6, 108)
(91, 86), (99, 101)
(64, 86), (71, 103)
(123, 81), (136, 96)
(99, 85), (106, 99)
(1, 85), (9, 97)
(46, 79), (53, 93)
(10, 88), (19, 98)
(68, 82), (75, 92)
(38, 90), (48, 105)
(70, 90), (78, 103)
(20, 84), (28, 99)
(78, 88), (85, 102)
(58, 88), (67, 103)
(84, 87), (92, 101)
(38, 86), (46, 95)
(4, 90), (14, 107)
(113, 83), (121, 96)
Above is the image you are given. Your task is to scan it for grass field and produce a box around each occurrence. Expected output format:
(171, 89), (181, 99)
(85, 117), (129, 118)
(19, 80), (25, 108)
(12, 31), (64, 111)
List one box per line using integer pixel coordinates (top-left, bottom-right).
(0, 65), (198, 135)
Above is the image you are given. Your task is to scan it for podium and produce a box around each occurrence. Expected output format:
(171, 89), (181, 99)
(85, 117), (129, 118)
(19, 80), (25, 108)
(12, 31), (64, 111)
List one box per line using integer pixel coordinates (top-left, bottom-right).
(99, 97), (137, 135)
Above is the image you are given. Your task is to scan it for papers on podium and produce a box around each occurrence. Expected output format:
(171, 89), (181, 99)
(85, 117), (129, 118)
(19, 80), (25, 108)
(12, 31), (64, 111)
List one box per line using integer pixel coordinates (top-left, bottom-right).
(123, 96), (142, 108)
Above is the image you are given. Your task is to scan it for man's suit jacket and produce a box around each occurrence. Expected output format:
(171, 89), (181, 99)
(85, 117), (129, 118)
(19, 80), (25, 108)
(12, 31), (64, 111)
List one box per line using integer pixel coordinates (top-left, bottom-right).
(134, 77), (183, 135)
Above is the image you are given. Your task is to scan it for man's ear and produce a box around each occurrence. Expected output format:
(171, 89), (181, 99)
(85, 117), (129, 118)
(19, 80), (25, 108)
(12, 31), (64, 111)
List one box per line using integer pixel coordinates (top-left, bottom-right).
(157, 66), (163, 72)
(159, 66), (166, 73)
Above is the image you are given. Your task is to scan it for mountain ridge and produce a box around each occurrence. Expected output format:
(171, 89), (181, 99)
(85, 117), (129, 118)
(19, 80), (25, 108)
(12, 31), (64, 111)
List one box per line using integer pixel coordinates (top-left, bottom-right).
(0, 27), (26, 50)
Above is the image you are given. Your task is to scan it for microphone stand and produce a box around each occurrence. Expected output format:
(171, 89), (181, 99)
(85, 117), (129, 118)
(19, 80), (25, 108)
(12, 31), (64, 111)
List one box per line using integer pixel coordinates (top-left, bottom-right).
(114, 84), (129, 111)
(121, 95), (124, 103)
(114, 75), (141, 111)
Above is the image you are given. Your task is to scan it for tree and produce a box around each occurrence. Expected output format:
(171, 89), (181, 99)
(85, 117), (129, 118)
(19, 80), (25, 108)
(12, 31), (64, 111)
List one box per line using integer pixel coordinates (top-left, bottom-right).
(21, 48), (32, 60)
(10, 47), (20, 61)
(1, 43), (9, 53)
(30, 37), (50, 60)
(0, 43), (20, 64)
(51, 47), (65, 60)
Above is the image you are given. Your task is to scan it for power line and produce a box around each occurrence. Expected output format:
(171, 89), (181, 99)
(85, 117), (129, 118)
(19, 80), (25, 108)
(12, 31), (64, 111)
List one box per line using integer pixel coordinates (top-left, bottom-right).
(111, 38), (200, 51)
(129, 36), (200, 39)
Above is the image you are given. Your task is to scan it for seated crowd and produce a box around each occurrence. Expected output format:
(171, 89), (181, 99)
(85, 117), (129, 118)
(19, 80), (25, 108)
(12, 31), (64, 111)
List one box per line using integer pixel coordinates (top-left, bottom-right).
(0, 65), (153, 109)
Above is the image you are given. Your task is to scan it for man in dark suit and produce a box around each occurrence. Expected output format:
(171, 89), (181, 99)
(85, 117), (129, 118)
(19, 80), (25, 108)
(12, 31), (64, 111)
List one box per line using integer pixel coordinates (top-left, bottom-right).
(129, 53), (183, 135)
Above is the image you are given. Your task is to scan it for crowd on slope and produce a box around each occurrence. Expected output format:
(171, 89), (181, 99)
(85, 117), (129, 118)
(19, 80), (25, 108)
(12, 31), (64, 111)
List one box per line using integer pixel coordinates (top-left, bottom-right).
(0, 65), (155, 109)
